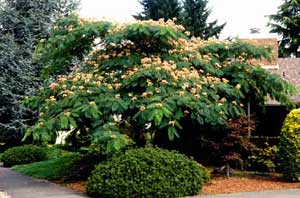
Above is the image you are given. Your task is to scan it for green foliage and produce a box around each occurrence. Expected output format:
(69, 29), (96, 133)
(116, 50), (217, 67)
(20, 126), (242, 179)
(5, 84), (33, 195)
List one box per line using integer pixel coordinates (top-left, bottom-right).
(181, 0), (225, 39)
(35, 14), (112, 77)
(278, 109), (300, 181)
(0, 0), (79, 46)
(1, 145), (47, 167)
(42, 145), (72, 160)
(198, 41), (296, 107)
(12, 153), (81, 180)
(87, 147), (209, 198)
(90, 123), (134, 155)
(247, 144), (279, 173)
(134, 0), (181, 21)
(135, 0), (225, 39)
(25, 17), (295, 150)
(269, 0), (300, 57)
(12, 152), (105, 181)
(0, 33), (36, 146)
(0, 0), (79, 147)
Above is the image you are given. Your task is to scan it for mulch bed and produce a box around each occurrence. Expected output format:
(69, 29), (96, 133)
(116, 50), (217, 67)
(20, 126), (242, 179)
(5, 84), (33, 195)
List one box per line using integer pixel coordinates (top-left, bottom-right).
(54, 180), (87, 194)
(202, 176), (300, 194)
(55, 175), (300, 195)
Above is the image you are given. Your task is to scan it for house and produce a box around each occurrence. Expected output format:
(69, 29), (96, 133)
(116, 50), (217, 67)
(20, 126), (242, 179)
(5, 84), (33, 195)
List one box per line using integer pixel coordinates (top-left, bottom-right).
(257, 58), (300, 137)
(242, 38), (300, 137)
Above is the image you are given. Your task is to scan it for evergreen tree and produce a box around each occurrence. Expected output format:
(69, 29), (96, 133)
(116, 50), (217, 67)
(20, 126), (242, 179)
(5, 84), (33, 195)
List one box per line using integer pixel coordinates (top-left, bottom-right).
(134, 0), (225, 39)
(0, 0), (79, 147)
(181, 0), (225, 39)
(269, 0), (300, 57)
(134, 0), (181, 21)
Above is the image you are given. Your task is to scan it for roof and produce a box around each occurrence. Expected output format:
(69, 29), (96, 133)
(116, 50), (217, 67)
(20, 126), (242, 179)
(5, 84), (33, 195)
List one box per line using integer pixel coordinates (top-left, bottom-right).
(267, 58), (300, 104)
(241, 38), (278, 67)
(239, 38), (300, 104)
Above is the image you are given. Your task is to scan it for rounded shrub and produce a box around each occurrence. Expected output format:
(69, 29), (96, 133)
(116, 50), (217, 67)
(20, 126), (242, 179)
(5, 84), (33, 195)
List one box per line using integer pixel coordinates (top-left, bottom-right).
(1, 145), (47, 167)
(278, 109), (300, 181)
(87, 147), (210, 198)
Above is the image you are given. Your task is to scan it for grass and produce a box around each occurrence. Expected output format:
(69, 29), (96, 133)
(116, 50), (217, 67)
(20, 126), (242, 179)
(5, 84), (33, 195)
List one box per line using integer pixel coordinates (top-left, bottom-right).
(12, 153), (81, 180)
(11, 146), (105, 181)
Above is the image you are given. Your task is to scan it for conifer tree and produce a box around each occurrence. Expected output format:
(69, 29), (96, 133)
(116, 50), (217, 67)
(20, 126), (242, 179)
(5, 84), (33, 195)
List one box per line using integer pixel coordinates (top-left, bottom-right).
(135, 0), (225, 39)
(269, 0), (300, 57)
(0, 0), (79, 147)
(181, 0), (225, 39)
(134, 0), (181, 21)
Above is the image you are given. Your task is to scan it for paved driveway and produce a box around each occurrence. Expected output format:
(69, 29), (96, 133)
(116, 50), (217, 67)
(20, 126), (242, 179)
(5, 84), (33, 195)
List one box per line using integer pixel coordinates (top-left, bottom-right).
(0, 167), (88, 198)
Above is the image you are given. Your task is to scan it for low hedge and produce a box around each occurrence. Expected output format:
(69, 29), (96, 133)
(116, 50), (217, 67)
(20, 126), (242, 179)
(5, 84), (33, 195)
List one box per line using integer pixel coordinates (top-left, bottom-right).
(1, 145), (47, 167)
(278, 109), (300, 181)
(87, 147), (210, 198)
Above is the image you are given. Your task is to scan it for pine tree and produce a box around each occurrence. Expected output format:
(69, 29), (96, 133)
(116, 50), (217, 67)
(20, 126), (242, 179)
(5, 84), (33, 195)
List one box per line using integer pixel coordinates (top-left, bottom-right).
(269, 0), (300, 57)
(181, 0), (225, 39)
(134, 0), (181, 21)
(0, 0), (79, 147)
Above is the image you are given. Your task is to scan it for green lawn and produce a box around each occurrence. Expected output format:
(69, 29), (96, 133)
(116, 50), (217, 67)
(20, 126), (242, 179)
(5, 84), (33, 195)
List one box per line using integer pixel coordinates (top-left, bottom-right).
(12, 153), (81, 180)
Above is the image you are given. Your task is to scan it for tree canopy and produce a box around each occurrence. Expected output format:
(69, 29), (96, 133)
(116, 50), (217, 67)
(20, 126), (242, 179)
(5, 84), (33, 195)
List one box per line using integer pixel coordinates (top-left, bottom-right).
(269, 0), (300, 57)
(25, 16), (295, 153)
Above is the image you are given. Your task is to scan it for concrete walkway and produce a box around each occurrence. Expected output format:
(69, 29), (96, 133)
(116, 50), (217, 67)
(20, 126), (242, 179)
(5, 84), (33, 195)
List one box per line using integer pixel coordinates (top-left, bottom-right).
(0, 167), (88, 198)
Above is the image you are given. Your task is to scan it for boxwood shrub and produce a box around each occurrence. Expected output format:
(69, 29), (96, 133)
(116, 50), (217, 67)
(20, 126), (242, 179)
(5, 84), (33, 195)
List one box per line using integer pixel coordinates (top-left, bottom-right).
(87, 147), (210, 198)
(278, 109), (300, 181)
(1, 145), (47, 167)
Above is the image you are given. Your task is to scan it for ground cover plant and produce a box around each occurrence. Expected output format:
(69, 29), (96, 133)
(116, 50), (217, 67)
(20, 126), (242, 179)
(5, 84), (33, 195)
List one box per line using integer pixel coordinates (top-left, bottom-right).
(24, 15), (294, 153)
(12, 149), (106, 181)
(12, 153), (81, 180)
